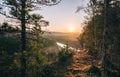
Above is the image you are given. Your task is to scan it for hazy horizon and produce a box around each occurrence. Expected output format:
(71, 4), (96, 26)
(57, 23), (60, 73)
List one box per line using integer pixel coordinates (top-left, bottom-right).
(0, 0), (88, 33)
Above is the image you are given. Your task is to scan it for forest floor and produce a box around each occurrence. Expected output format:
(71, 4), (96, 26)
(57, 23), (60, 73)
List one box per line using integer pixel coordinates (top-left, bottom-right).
(51, 50), (101, 77)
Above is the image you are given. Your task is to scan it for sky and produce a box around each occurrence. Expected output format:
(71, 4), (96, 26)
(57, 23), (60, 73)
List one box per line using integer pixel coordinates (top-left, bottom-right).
(0, 0), (88, 33)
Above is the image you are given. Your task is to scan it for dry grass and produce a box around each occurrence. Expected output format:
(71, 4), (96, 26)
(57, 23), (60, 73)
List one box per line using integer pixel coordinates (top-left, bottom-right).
(50, 50), (100, 77)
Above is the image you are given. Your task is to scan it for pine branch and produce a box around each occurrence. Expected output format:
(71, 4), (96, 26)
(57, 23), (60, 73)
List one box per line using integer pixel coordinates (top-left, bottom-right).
(30, 0), (62, 6)
(0, 11), (17, 19)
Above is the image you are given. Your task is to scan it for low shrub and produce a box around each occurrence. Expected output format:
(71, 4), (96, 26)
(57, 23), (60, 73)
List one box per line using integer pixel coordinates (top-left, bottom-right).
(41, 64), (56, 77)
(58, 46), (74, 62)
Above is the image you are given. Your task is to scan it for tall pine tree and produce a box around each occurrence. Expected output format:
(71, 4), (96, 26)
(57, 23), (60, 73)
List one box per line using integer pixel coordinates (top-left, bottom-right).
(0, 0), (61, 77)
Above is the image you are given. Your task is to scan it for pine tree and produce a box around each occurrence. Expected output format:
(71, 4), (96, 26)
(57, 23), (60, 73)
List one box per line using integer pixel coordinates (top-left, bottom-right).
(0, 0), (61, 77)
(78, 0), (120, 76)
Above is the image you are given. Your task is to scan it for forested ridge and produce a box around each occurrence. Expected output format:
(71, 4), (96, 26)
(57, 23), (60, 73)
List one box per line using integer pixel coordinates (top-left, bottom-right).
(0, 0), (120, 77)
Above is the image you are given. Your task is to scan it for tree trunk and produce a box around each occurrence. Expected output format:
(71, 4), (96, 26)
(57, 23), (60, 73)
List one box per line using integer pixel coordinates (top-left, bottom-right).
(102, 0), (109, 77)
(21, 0), (26, 77)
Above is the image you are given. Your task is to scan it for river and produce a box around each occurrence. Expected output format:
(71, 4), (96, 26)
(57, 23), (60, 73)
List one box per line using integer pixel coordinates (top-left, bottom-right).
(56, 42), (81, 52)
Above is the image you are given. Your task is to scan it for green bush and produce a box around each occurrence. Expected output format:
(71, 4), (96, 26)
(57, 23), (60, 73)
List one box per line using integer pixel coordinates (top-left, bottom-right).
(0, 33), (21, 54)
(41, 64), (56, 77)
(58, 46), (73, 62)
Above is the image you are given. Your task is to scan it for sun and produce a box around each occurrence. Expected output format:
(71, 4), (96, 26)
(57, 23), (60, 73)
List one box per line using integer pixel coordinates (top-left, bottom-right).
(69, 26), (76, 32)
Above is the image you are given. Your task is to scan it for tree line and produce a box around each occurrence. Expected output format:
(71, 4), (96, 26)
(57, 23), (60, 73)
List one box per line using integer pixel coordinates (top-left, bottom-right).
(78, 0), (120, 77)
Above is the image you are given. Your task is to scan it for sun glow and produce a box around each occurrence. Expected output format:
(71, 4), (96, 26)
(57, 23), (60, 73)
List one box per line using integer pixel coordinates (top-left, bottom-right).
(69, 26), (76, 32)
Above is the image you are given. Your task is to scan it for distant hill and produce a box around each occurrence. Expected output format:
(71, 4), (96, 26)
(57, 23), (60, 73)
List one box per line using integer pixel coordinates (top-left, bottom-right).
(43, 31), (80, 48)
(43, 31), (79, 36)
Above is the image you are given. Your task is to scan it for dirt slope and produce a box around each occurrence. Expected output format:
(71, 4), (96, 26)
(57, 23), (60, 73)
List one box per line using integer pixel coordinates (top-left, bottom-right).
(52, 50), (99, 77)
(64, 51), (93, 77)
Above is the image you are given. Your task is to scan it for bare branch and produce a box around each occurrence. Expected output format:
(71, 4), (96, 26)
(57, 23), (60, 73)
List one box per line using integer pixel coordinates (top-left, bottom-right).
(75, 6), (86, 13)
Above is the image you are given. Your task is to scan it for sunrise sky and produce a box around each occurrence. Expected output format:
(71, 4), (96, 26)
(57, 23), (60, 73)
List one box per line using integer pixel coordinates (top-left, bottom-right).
(0, 0), (88, 33)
